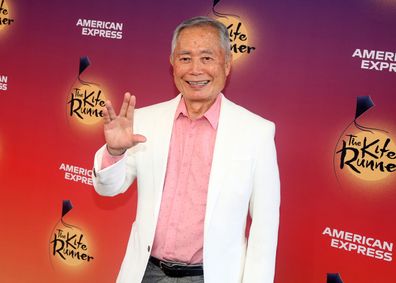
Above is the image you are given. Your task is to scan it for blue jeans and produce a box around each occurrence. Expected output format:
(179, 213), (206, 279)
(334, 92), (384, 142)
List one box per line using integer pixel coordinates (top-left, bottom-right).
(141, 261), (204, 283)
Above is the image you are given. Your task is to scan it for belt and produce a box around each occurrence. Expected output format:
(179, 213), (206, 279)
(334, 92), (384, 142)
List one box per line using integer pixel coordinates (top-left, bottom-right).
(149, 256), (203, 278)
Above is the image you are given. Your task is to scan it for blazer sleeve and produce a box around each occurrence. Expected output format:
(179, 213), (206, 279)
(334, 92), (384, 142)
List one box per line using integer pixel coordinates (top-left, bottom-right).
(92, 144), (138, 197)
(243, 122), (280, 283)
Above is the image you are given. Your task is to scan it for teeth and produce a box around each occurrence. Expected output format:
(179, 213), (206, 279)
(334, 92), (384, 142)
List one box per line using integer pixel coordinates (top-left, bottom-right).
(188, 80), (209, 86)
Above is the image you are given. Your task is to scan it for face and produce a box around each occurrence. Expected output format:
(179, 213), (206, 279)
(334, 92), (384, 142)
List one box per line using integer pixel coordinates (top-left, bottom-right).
(171, 25), (231, 106)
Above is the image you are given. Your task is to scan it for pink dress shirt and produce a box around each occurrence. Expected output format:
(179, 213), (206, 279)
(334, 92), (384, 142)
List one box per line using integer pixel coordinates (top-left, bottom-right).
(101, 94), (221, 265)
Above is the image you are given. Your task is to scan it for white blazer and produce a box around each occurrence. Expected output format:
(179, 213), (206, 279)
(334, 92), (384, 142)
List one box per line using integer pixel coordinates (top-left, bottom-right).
(93, 94), (280, 283)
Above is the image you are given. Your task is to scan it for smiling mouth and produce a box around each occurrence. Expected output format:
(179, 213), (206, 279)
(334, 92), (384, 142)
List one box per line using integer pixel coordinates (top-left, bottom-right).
(186, 80), (210, 86)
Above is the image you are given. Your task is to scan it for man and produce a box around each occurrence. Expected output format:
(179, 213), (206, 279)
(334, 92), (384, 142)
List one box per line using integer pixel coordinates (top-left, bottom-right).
(93, 16), (280, 283)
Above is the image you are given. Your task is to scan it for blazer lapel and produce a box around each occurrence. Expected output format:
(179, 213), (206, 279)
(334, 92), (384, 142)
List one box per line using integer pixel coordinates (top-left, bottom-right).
(152, 94), (181, 216)
(205, 96), (236, 231)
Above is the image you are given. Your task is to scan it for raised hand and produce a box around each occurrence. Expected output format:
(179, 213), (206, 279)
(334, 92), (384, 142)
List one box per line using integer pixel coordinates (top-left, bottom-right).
(103, 92), (146, 156)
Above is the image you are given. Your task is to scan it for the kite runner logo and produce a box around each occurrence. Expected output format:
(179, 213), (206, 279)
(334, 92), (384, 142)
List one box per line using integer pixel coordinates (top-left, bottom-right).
(49, 200), (94, 269)
(0, 0), (14, 33)
(334, 96), (396, 187)
(66, 56), (107, 127)
(210, 0), (256, 61)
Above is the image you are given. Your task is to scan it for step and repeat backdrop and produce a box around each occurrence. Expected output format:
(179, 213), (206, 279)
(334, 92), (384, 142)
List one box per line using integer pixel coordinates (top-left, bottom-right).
(1, 0), (395, 282)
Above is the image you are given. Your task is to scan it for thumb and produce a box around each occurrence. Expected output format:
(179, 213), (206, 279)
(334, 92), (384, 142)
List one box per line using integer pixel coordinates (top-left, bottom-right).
(133, 134), (147, 144)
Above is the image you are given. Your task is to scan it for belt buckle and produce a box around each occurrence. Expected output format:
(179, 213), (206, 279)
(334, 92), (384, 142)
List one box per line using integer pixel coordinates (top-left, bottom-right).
(159, 260), (188, 278)
(159, 260), (186, 270)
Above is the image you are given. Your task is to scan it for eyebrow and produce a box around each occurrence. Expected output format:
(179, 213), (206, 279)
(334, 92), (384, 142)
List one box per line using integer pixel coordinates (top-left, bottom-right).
(176, 49), (215, 56)
(200, 49), (214, 55)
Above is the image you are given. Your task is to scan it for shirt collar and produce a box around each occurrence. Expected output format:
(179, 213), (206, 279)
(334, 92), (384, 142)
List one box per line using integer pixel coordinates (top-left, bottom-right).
(175, 93), (223, 129)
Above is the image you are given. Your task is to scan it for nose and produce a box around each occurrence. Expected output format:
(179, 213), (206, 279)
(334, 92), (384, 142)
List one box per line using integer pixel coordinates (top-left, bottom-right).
(189, 58), (203, 75)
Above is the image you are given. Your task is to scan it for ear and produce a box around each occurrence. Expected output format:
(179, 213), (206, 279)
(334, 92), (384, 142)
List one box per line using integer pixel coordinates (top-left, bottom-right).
(169, 54), (174, 66)
(225, 54), (232, 76)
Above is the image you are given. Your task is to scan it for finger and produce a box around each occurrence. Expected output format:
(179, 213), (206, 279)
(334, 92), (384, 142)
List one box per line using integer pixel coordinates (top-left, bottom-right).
(126, 95), (136, 121)
(105, 100), (117, 120)
(102, 105), (111, 124)
(119, 92), (132, 117)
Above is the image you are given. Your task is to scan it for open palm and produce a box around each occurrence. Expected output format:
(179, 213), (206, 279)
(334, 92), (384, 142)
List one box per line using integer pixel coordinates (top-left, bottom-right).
(103, 92), (146, 155)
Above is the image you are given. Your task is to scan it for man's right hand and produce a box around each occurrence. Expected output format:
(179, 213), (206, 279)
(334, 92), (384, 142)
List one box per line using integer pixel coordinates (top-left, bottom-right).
(103, 92), (146, 156)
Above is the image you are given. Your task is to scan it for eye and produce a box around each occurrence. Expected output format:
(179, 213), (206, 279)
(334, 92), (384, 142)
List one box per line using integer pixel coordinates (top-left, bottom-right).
(202, 57), (213, 63)
(179, 57), (191, 63)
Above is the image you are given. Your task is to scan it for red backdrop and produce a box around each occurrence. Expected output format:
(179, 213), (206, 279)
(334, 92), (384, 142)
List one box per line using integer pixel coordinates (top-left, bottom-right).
(1, 0), (395, 282)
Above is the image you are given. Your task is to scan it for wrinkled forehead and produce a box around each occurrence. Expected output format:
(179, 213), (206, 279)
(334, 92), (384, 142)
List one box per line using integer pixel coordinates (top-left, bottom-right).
(176, 25), (221, 45)
(175, 26), (223, 52)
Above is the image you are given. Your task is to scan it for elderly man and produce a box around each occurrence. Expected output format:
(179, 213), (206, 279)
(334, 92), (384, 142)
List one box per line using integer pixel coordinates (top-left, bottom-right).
(93, 16), (280, 283)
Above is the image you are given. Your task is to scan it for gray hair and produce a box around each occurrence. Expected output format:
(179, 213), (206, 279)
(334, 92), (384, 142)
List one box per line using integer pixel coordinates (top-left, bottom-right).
(171, 16), (231, 61)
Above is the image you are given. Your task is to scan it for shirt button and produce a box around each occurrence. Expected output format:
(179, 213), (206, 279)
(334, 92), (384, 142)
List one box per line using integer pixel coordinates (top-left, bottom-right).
(147, 245), (151, 252)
